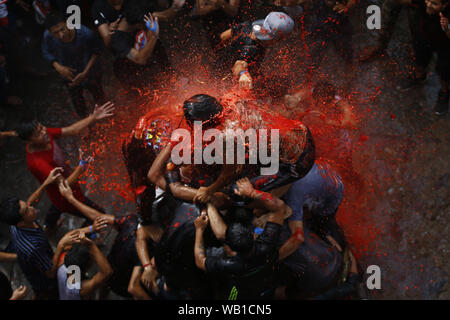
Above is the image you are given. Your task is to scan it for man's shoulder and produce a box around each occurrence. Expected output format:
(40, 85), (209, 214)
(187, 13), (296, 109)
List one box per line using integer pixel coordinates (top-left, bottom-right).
(77, 25), (95, 38)
(206, 253), (243, 274)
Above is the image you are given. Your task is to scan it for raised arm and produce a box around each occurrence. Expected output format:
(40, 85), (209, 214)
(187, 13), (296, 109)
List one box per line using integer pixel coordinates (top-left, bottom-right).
(126, 14), (159, 65)
(206, 203), (227, 241)
(27, 167), (63, 206)
(194, 213), (209, 271)
(79, 234), (113, 299)
(58, 180), (104, 221)
(61, 101), (115, 136)
(147, 143), (172, 188)
(45, 230), (81, 279)
(234, 178), (290, 226)
(66, 149), (93, 187)
(232, 60), (252, 89)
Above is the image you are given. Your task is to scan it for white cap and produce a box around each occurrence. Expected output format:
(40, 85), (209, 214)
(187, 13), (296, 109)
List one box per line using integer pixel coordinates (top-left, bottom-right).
(252, 12), (295, 41)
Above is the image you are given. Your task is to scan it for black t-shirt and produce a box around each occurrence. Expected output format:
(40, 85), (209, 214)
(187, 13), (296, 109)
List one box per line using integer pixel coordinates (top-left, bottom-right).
(91, 0), (124, 27)
(107, 213), (154, 297)
(230, 21), (265, 76)
(205, 222), (282, 299)
(416, 1), (450, 50)
(111, 30), (169, 62)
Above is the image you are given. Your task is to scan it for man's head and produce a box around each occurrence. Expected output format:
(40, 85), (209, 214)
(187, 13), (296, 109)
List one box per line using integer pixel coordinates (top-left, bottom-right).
(227, 207), (254, 226)
(45, 11), (73, 42)
(123, 0), (150, 28)
(0, 197), (38, 226)
(64, 244), (91, 272)
(183, 94), (223, 129)
(425, 0), (448, 15)
(312, 80), (337, 105)
(252, 12), (295, 42)
(225, 223), (254, 255)
(16, 121), (49, 145)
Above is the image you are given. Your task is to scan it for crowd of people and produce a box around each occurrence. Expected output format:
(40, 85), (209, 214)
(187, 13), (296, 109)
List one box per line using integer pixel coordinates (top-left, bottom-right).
(0, 0), (448, 300)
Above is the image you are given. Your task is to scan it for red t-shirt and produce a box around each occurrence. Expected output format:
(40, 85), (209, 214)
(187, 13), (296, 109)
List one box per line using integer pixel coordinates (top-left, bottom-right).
(26, 128), (85, 214)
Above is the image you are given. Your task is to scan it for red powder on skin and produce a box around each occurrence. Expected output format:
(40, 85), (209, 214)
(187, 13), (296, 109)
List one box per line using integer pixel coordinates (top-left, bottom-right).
(73, 41), (387, 270)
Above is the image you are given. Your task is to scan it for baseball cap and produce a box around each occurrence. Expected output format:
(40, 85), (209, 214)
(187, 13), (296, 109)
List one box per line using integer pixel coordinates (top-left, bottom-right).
(252, 12), (295, 41)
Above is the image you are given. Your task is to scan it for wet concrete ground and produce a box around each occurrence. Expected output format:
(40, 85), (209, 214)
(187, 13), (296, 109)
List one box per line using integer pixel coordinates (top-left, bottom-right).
(0, 2), (448, 299)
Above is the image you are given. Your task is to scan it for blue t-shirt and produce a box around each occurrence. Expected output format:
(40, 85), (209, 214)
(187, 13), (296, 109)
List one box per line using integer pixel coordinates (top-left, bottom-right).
(10, 224), (56, 293)
(283, 161), (344, 221)
(42, 25), (103, 77)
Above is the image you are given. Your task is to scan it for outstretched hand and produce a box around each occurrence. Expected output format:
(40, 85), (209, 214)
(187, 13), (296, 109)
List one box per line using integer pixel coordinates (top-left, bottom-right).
(144, 13), (159, 37)
(194, 213), (209, 231)
(92, 101), (115, 121)
(193, 187), (214, 204)
(44, 167), (64, 186)
(58, 179), (74, 200)
(233, 177), (256, 198)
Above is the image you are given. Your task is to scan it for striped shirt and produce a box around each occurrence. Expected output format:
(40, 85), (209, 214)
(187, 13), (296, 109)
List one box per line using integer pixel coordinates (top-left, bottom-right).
(10, 224), (56, 293)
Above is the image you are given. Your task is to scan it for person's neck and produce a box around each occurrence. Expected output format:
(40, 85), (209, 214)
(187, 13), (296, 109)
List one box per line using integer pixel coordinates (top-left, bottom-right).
(17, 221), (37, 229)
(64, 29), (76, 43)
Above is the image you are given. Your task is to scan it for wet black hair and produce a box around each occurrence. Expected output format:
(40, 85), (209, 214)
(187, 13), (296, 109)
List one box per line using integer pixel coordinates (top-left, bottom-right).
(44, 11), (66, 30)
(64, 244), (91, 272)
(123, 0), (150, 25)
(183, 94), (223, 129)
(16, 120), (39, 141)
(312, 80), (336, 102)
(225, 223), (254, 254)
(0, 197), (22, 226)
(227, 207), (254, 226)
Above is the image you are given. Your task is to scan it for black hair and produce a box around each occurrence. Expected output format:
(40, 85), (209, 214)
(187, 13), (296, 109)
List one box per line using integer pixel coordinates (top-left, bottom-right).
(0, 197), (22, 226)
(227, 207), (254, 226)
(183, 94), (223, 129)
(225, 223), (254, 254)
(312, 80), (336, 102)
(15, 120), (39, 141)
(44, 11), (66, 30)
(123, 0), (150, 25)
(64, 244), (91, 272)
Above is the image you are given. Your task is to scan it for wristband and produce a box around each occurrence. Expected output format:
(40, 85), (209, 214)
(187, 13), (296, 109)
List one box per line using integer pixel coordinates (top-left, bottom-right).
(145, 20), (159, 33)
(89, 225), (93, 233)
(143, 263), (151, 269)
(79, 159), (89, 167)
(254, 227), (264, 235)
(239, 70), (248, 77)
